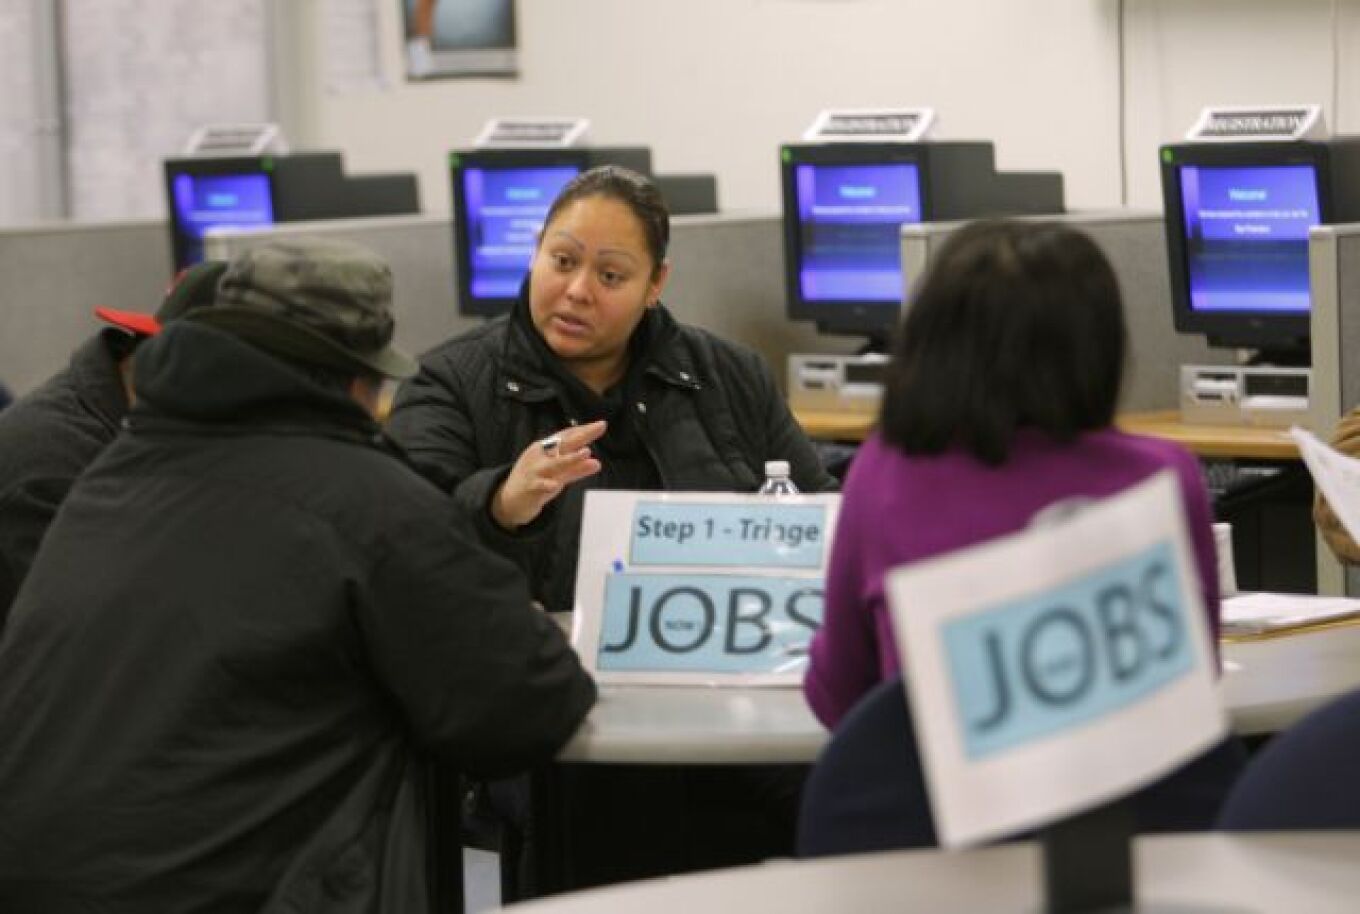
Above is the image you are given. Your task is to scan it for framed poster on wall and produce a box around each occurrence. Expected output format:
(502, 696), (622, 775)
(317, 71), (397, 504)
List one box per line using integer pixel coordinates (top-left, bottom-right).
(401, 0), (517, 79)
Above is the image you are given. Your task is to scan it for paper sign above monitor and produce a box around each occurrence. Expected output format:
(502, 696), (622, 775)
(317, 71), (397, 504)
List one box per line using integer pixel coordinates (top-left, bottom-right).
(1186, 104), (1326, 143)
(888, 472), (1224, 848)
(803, 107), (936, 143)
(474, 116), (590, 148)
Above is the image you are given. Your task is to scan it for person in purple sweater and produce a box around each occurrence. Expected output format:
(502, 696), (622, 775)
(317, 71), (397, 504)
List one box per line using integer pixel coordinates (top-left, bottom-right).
(804, 219), (1220, 729)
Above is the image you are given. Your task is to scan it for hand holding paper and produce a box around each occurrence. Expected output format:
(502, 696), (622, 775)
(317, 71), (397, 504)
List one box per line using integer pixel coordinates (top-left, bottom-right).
(1290, 426), (1360, 548)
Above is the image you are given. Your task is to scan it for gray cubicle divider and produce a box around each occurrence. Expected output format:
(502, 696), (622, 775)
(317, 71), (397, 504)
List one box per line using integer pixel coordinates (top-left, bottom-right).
(204, 211), (857, 388)
(902, 212), (1233, 413)
(0, 219), (173, 396)
(661, 213), (860, 380)
(1307, 224), (1360, 596)
(203, 214), (476, 361)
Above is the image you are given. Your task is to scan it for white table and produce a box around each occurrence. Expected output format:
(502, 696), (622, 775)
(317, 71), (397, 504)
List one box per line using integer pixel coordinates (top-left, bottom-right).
(558, 686), (824, 763)
(530, 607), (1360, 896)
(558, 615), (1360, 765)
(506, 831), (1360, 913)
(1221, 618), (1360, 735)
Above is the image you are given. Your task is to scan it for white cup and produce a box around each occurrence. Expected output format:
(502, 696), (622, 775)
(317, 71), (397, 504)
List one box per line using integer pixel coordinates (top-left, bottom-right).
(1213, 522), (1238, 598)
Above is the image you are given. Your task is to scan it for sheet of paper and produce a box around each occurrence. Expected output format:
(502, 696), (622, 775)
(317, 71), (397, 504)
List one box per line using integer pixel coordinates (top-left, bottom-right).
(1290, 426), (1360, 546)
(1221, 592), (1360, 634)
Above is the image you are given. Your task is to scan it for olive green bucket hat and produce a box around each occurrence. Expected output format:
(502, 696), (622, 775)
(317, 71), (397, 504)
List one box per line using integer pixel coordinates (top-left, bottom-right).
(191, 237), (418, 380)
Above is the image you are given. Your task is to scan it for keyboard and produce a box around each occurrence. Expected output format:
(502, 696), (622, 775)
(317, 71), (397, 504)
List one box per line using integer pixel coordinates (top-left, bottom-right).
(1202, 460), (1284, 501)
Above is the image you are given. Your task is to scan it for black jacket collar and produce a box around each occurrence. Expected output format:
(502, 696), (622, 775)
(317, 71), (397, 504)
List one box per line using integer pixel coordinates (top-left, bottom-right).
(496, 279), (701, 408)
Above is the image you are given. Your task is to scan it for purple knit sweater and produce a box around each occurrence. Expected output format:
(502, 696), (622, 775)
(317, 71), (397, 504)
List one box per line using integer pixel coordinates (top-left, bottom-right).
(804, 427), (1221, 729)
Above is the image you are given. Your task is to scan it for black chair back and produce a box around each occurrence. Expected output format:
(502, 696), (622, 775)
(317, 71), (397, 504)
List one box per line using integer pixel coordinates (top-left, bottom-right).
(1218, 686), (1360, 830)
(798, 677), (1247, 857)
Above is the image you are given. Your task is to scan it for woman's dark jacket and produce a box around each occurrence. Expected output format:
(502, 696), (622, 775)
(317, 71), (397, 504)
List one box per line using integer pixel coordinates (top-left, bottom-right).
(387, 300), (836, 613)
(0, 321), (596, 914)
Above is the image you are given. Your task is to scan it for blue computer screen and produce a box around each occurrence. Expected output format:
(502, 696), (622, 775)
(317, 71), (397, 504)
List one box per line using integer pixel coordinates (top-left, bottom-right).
(1178, 164), (1321, 314)
(461, 165), (582, 300)
(794, 163), (922, 302)
(171, 173), (275, 265)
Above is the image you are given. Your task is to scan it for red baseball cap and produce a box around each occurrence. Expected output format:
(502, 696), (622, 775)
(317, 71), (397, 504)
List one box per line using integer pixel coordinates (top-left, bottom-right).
(94, 260), (228, 337)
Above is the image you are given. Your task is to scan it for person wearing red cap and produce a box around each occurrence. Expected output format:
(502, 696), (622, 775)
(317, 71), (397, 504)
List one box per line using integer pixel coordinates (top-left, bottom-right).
(0, 261), (225, 625)
(0, 238), (595, 913)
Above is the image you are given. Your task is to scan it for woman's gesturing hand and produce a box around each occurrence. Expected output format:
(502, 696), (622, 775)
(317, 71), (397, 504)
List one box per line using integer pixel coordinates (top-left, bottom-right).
(490, 420), (607, 530)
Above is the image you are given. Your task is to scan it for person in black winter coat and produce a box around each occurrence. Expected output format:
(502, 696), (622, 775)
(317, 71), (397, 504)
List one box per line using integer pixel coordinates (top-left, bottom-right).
(387, 166), (833, 889)
(388, 165), (835, 615)
(0, 261), (225, 625)
(0, 238), (596, 914)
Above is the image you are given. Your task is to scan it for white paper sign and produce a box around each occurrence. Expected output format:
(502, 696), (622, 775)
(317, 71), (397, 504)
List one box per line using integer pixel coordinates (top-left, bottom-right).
(572, 490), (841, 686)
(887, 472), (1224, 847)
(1291, 426), (1360, 544)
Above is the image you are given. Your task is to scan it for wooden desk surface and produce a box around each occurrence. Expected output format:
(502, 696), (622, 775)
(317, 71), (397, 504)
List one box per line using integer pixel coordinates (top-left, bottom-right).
(794, 407), (1300, 461)
(1116, 410), (1299, 461)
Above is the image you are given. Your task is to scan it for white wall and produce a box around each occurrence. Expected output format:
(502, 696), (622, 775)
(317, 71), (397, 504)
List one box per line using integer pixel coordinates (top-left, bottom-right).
(63, 0), (271, 221)
(1123, 0), (1360, 209)
(12, 0), (1360, 223)
(0, 1), (63, 223)
(291, 0), (1124, 214)
(287, 0), (1360, 221)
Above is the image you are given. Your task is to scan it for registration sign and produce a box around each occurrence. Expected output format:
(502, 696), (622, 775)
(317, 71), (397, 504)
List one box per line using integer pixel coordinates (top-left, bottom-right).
(573, 490), (841, 685)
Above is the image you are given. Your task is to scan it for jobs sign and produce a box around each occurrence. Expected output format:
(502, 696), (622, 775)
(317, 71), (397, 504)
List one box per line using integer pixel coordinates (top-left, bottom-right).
(572, 491), (841, 685)
(888, 473), (1225, 847)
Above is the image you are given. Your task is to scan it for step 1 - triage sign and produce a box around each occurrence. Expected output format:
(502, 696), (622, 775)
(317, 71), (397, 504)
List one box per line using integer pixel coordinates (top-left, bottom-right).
(572, 490), (841, 685)
(887, 472), (1224, 847)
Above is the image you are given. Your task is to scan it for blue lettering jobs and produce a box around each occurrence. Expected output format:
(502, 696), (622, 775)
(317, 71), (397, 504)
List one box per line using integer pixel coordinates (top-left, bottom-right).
(941, 541), (1196, 760)
(597, 573), (823, 674)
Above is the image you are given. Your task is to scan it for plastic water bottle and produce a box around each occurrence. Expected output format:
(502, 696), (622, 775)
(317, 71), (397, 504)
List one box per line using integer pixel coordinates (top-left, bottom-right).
(757, 460), (800, 496)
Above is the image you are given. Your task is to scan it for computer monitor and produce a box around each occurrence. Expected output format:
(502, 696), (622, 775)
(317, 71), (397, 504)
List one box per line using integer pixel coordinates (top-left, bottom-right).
(165, 158), (276, 270)
(449, 147), (652, 318)
(164, 153), (419, 271)
(780, 142), (1065, 347)
(780, 144), (927, 344)
(1160, 142), (1338, 362)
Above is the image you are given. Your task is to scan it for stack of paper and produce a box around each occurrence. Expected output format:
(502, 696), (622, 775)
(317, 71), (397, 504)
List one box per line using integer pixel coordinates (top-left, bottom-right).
(1222, 592), (1360, 637)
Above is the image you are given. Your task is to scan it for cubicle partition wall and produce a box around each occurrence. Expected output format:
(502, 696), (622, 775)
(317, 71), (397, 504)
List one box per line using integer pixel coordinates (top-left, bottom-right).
(1307, 224), (1360, 595)
(206, 211), (857, 385)
(1, 209), (1243, 415)
(661, 213), (860, 377)
(901, 212), (1233, 413)
(204, 215), (477, 359)
(0, 219), (173, 396)
(0, 210), (1226, 407)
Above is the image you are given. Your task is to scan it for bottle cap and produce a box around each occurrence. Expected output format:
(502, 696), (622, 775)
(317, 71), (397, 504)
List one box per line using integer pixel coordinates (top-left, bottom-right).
(764, 460), (791, 477)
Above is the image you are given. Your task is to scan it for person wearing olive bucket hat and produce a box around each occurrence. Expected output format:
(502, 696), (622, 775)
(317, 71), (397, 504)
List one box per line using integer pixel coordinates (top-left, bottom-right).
(0, 237), (595, 914)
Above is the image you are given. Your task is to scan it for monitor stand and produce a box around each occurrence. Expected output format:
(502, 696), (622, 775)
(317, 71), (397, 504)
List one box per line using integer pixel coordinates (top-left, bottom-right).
(856, 336), (888, 357)
(812, 324), (890, 356)
(1203, 338), (1310, 369)
(1244, 349), (1309, 369)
